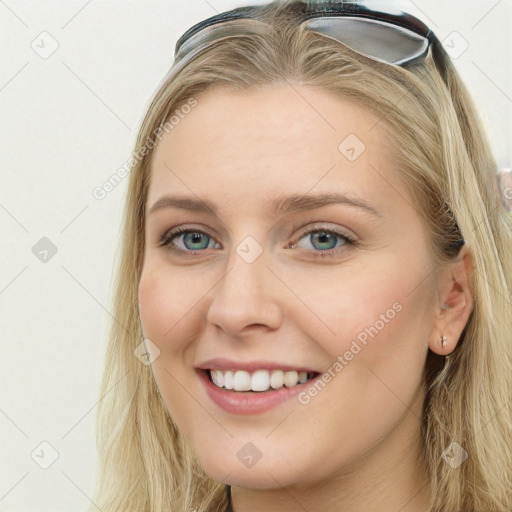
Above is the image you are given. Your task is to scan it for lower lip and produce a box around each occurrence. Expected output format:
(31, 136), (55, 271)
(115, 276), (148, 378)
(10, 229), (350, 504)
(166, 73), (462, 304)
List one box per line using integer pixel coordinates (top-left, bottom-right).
(197, 370), (320, 415)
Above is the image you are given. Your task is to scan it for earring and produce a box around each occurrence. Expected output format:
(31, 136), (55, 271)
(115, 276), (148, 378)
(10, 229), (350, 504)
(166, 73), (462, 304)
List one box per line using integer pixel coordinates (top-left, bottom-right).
(441, 335), (447, 347)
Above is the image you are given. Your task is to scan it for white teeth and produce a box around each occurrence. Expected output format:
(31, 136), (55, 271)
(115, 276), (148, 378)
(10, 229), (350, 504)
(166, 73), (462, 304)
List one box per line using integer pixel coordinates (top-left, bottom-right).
(270, 370), (284, 389)
(233, 370), (251, 391)
(283, 370), (298, 387)
(224, 370), (234, 389)
(208, 369), (315, 392)
(251, 369), (270, 391)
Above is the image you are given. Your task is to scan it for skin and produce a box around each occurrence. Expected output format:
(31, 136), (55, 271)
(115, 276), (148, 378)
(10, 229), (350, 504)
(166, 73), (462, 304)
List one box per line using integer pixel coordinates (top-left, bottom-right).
(138, 84), (473, 512)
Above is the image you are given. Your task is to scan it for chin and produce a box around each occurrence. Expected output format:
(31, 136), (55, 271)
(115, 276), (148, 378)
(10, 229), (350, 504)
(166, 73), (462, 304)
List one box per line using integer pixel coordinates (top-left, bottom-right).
(195, 445), (313, 490)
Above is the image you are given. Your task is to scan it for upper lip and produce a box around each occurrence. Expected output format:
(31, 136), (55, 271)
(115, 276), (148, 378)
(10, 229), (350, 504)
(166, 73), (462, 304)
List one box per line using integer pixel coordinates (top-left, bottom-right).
(196, 357), (320, 374)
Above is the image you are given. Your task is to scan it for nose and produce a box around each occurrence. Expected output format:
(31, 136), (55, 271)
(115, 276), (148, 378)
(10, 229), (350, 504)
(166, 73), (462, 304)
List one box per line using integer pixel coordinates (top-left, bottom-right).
(206, 241), (284, 336)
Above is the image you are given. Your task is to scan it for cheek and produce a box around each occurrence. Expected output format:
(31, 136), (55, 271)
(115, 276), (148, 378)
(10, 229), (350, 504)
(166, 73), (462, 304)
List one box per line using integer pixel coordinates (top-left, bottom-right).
(282, 251), (434, 354)
(275, 264), (433, 473)
(138, 263), (205, 426)
(138, 262), (205, 352)
(286, 251), (435, 419)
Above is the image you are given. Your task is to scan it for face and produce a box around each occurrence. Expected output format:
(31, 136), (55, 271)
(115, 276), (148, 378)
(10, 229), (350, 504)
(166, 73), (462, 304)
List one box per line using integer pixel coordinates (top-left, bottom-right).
(138, 85), (438, 489)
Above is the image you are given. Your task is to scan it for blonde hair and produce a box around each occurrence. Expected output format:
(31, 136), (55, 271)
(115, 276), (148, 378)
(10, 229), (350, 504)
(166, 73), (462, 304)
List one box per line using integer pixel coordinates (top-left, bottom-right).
(91, 2), (512, 511)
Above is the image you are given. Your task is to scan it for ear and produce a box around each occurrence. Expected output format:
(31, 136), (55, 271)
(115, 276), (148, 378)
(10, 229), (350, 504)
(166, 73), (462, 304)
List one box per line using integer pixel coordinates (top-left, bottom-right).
(429, 245), (473, 355)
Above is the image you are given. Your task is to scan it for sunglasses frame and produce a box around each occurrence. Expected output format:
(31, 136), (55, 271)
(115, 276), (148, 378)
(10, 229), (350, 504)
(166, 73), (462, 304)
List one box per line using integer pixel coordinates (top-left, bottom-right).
(174, 1), (449, 81)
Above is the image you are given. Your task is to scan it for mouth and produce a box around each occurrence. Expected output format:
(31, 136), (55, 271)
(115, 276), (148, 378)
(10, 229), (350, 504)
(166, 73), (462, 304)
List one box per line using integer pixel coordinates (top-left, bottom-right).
(202, 368), (320, 393)
(195, 362), (322, 415)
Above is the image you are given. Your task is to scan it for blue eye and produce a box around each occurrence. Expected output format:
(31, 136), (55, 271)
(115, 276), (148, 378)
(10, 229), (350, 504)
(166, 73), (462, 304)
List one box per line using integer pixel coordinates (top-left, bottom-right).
(159, 226), (356, 258)
(160, 227), (220, 252)
(292, 228), (354, 256)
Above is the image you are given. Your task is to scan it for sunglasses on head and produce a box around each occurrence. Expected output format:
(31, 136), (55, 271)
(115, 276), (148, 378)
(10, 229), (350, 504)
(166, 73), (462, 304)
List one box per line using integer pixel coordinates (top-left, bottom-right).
(173, 0), (449, 81)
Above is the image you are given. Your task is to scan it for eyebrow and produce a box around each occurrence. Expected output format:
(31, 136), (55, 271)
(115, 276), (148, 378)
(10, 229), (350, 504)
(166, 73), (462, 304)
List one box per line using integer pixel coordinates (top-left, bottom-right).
(148, 192), (383, 218)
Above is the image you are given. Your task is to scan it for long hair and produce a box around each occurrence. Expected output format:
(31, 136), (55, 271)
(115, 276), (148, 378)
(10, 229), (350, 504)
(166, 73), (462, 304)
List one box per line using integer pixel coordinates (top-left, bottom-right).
(91, 2), (512, 510)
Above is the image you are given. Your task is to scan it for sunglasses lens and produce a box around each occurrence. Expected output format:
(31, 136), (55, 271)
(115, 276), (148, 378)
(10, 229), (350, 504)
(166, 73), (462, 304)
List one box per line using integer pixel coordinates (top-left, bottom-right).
(303, 17), (429, 65)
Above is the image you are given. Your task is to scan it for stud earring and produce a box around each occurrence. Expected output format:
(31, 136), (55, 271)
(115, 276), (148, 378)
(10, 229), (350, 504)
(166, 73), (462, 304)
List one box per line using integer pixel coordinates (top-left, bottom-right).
(441, 335), (447, 347)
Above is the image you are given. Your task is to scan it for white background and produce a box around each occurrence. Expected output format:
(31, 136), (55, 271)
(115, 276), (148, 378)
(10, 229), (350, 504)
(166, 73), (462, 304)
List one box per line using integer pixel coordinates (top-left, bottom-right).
(1, 0), (511, 510)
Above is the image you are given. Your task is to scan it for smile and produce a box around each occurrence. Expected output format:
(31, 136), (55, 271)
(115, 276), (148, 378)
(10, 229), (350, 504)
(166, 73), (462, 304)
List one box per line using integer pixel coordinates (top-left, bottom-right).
(196, 360), (322, 415)
(208, 368), (318, 392)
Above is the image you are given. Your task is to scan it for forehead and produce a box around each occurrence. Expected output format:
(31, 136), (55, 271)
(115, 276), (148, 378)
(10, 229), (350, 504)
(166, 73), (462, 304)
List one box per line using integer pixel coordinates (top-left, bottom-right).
(148, 84), (401, 216)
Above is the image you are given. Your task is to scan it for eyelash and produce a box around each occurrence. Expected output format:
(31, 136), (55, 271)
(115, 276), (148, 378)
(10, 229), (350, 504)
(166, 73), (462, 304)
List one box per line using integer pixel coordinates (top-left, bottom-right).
(159, 225), (357, 259)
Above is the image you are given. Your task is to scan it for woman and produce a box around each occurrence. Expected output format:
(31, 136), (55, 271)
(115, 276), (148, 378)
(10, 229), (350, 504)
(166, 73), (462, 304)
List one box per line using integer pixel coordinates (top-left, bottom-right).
(91, 1), (512, 511)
